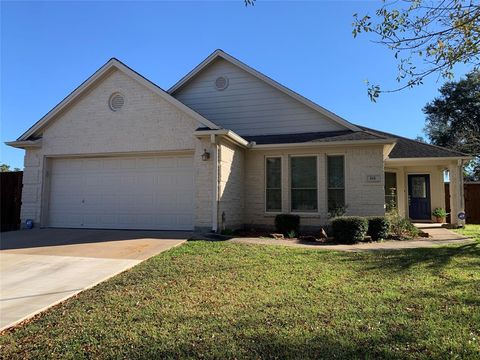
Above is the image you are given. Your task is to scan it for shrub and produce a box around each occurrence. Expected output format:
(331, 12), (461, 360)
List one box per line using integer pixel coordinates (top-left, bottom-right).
(221, 228), (235, 236)
(432, 208), (448, 218)
(367, 216), (390, 241)
(386, 210), (420, 239)
(331, 216), (368, 244)
(275, 214), (300, 235)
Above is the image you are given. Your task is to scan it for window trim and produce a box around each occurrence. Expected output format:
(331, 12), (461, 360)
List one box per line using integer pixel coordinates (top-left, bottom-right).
(265, 156), (282, 213)
(289, 155), (319, 213)
(326, 154), (346, 213)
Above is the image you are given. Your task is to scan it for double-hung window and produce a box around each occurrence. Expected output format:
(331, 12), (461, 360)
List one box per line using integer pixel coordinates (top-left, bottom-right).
(290, 156), (317, 212)
(266, 157), (282, 212)
(327, 155), (345, 212)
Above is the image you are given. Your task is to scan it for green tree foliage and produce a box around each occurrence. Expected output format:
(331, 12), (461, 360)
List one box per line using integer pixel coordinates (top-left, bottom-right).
(423, 70), (480, 180)
(353, 0), (480, 101)
(0, 163), (21, 172)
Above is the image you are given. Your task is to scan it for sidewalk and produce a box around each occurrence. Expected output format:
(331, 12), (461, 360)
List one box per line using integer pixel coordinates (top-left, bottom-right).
(229, 224), (473, 252)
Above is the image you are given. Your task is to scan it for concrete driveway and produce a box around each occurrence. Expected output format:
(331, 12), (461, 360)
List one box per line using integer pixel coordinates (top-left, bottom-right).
(0, 228), (188, 331)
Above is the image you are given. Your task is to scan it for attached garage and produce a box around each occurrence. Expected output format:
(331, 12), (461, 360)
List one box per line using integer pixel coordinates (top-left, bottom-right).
(47, 155), (194, 230)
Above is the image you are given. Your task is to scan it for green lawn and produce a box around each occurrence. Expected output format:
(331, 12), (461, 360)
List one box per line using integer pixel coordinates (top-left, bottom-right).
(1, 241), (479, 359)
(454, 224), (480, 241)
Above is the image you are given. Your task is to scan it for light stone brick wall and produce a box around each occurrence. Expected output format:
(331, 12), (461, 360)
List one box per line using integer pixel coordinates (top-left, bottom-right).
(218, 140), (245, 230)
(244, 144), (386, 230)
(20, 69), (212, 230)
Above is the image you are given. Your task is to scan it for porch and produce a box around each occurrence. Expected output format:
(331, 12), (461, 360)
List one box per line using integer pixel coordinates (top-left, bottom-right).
(385, 158), (466, 225)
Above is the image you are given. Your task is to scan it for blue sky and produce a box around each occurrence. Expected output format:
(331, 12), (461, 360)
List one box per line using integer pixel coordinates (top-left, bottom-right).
(1, 1), (471, 169)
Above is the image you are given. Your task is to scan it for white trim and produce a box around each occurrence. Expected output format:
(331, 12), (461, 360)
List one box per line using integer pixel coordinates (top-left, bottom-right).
(168, 49), (361, 132)
(193, 129), (249, 147)
(386, 156), (472, 163)
(16, 58), (219, 141)
(251, 138), (395, 150)
(4, 139), (42, 149)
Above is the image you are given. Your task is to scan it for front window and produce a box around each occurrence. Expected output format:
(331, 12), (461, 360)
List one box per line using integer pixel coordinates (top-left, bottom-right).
(327, 155), (345, 212)
(291, 156), (317, 212)
(266, 157), (282, 212)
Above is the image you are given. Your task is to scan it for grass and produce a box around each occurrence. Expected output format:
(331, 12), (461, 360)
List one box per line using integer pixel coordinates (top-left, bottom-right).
(453, 224), (480, 241)
(1, 241), (479, 359)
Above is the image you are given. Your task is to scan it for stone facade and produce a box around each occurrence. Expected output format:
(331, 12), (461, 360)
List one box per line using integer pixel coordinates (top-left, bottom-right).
(218, 140), (245, 230)
(20, 69), (212, 230)
(244, 144), (386, 230)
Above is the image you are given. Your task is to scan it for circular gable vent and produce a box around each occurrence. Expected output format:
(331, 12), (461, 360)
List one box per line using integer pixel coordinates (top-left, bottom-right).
(214, 76), (229, 90)
(109, 93), (125, 111)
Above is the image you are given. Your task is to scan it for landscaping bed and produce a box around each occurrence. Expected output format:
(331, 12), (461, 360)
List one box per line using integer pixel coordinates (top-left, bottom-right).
(1, 241), (479, 359)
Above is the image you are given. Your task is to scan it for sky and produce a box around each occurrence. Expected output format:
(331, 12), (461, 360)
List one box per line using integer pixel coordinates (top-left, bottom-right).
(1, 0), (472, 169)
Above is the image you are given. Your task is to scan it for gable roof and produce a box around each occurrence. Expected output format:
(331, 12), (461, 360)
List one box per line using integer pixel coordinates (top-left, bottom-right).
(357, 126), (469, 159)
(16, 58), (220, 141)
(168, 49), (361, 132)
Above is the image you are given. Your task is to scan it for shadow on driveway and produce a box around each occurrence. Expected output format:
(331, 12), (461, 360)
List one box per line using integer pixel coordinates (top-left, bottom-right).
(1, 228), (191, 251)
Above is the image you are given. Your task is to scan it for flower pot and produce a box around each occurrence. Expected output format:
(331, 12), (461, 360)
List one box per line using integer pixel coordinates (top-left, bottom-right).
(435, 216), (445, 223)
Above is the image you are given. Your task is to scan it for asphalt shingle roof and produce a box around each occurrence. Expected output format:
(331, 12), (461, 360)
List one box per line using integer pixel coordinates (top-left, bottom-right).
(195, 126), (468, 159)
(357, 126), (468, 158)
(243, 130), (387, 145)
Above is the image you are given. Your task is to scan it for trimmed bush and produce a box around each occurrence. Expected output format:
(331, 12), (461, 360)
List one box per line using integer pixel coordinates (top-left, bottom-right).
(367, 216), (390, 241)
(331, 216), (368, 244)
(275, 214), (300, 235)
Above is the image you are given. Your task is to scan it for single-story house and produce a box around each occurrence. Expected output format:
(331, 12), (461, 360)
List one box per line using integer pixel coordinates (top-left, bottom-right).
(7, 50), (470, 232)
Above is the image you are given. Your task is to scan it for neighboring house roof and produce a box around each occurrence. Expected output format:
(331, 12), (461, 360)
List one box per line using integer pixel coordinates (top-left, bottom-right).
(358, 126), (469, 159)
(16, 58), (220, 141)
(168, 49), (361, 132)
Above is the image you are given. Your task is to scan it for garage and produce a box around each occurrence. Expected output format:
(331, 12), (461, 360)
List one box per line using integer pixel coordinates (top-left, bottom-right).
(47, 155), (194, 230)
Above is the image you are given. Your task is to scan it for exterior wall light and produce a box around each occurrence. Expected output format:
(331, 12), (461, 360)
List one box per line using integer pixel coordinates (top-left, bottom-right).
(201, 149), (210, 161)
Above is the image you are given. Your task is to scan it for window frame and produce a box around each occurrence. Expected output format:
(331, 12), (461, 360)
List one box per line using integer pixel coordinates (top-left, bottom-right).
(289, 155), (319, 213)
(326, 154), (346, 213)
(265, 156), (283, 213)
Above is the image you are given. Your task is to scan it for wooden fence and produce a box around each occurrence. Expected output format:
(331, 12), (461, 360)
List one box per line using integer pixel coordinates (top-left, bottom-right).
(445, 182), (480, 224)
(1, 171), (23, 231)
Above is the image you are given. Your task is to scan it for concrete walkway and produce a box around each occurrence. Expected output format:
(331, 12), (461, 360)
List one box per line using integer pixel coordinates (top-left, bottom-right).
(0, 229), (188, 331)
(229, 224), (473, 252)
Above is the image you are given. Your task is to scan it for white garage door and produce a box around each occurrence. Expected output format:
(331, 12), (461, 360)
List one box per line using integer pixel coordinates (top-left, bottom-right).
(48, 155), (194, 230)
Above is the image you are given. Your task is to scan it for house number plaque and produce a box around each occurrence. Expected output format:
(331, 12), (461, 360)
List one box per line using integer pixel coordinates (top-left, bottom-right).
(366, 174), (381, 183)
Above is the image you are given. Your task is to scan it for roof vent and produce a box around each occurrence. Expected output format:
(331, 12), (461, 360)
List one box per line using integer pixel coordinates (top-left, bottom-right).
(109, 93), (125, 111)
(214, 76), (229, 91)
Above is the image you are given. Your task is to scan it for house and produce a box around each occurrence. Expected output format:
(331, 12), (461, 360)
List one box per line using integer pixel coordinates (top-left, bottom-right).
(6, 50), (469, 232)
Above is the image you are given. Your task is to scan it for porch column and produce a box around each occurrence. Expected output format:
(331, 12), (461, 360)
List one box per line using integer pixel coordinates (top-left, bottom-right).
(448, 160), (465, 225)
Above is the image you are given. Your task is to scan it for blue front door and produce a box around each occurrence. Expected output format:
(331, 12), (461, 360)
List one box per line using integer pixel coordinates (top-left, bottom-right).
(408, 174), (431, 220)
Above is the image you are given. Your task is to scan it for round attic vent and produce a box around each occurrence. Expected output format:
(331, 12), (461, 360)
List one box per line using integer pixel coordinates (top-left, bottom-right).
(109, 93), (125, 111)
(214, 76), (229, 90)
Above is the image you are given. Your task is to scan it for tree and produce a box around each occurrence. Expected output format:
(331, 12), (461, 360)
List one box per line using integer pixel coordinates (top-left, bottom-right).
(353, 0), (480, 101)
(0, 163), (21, 172)
(423, 70), (480, 180)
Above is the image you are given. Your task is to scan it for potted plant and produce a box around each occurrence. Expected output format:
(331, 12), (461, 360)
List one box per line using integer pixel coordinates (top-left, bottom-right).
(432, 208), (448, 223)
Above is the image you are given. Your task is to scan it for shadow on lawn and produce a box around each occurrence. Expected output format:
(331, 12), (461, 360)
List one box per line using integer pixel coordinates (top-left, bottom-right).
(347, 242), (480, 273)
(118, 330), (414, 360)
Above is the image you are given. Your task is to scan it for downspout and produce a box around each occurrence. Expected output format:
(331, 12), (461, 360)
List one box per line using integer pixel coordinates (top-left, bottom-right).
(211, 134), (219, 232)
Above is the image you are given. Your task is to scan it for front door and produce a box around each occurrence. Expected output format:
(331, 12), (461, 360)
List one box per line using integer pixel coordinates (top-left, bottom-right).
(408, 174), (431, 220)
